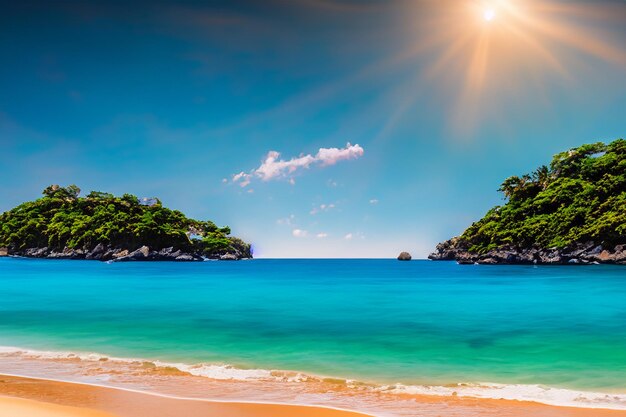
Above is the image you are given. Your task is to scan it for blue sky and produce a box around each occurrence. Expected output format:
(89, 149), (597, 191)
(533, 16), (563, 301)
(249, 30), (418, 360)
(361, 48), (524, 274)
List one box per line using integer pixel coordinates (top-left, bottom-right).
(1, 0), (625, 257)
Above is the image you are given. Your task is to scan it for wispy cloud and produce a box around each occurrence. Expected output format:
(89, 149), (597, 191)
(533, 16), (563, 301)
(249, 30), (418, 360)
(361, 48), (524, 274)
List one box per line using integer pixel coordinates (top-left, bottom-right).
(232, 171), (252, 187)
(229, 143), (364, 187)
(310, 203), (336, 215)
(292, 229), (308, 238)
(316, 233), (328, 239)
(344, 232), (365, 240)
(276, 214), (296, 226)
(369, 199), (379, 204)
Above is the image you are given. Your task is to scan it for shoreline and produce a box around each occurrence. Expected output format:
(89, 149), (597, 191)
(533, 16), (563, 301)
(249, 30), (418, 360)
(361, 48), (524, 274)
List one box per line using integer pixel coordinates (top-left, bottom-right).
(0, 371), (372, 413)
(0, 374), (370, 417)
(2, 345), (626, 413)
(428, 240), (626, 265)
(2, 373), (626, 417)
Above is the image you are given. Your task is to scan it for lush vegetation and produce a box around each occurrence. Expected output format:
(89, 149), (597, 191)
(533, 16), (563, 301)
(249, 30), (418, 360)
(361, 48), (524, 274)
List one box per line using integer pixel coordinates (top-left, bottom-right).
(0, 185), (250, 257)
(459, 139), (626, 253)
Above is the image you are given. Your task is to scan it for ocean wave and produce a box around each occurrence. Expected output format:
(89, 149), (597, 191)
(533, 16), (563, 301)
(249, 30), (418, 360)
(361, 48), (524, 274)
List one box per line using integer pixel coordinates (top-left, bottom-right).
(378, 382), (626, 410)
(0, 346), (274, 381)
(1, 345), (625, 410)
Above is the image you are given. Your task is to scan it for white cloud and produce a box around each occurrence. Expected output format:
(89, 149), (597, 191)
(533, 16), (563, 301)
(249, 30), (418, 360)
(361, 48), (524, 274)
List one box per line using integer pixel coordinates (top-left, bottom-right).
(221, 178), (228, 183)
(292, 229), (308, 238)
(310, 203), (336, 215)
(232, 171), (252, 188)
(231, 143), (364, 187)
(316, 143), (365, 166)
(277, 214), (296, 226)
(344, 233), (353, 240)
(369, 199), (379, 204)
(316, 233), (328, 238)
(256, 151), (316, 181)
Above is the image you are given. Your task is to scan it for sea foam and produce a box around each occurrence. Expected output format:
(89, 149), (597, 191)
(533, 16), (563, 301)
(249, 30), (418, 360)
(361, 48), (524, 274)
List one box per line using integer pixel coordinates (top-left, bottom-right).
(1, 345), (625, 411)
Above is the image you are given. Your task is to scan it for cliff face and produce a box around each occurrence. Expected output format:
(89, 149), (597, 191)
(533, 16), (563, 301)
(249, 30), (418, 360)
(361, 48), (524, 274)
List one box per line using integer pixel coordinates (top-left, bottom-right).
(0, 185), (252, 262)
(429, 240), (626, 265)
(429, 139), (626, 265)
(10, 239), (252, 262)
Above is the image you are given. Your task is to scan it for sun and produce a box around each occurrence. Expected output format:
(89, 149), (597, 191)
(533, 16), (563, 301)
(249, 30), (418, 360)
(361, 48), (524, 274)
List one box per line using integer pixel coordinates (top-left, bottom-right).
(483, 8), (496, 21)
(376, 0), (626, 138)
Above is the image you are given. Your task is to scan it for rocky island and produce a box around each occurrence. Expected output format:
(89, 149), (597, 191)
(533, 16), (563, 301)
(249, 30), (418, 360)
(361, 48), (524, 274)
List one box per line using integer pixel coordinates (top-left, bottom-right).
(0, 185), (252, 261)
(429, 139), (625, 265)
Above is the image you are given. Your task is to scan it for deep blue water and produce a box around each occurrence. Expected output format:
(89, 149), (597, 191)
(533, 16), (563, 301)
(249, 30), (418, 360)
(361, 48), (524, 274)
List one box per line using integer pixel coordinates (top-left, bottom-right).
(0, 258), (625, 392)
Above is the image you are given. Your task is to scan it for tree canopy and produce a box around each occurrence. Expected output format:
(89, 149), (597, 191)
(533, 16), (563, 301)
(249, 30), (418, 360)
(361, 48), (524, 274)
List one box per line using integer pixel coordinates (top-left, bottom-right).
(459, 139), (625, 253)
(0, 186), (250, 258)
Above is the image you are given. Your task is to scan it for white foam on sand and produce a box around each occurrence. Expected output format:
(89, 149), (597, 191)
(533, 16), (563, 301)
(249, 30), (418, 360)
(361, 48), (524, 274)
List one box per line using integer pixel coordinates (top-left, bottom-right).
(379, 382), (626, 410)
(1, 345), (625, 410)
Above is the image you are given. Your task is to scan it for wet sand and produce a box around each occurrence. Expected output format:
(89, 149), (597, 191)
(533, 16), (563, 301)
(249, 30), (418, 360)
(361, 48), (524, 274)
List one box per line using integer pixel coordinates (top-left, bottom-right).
(0, 374), (370, 417)
(1, 374), (625, 417)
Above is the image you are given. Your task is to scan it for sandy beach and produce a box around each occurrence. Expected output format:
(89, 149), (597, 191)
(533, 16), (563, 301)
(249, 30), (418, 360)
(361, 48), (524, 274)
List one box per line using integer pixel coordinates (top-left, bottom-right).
(0, 374), (371, 417)
(0, 396), (116, 417)
(1, 374), (626, 417)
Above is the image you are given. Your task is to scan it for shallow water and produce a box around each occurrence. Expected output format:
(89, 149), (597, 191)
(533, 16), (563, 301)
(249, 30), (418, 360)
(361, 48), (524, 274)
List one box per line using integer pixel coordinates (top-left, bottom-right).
(0, 258), (625, 413)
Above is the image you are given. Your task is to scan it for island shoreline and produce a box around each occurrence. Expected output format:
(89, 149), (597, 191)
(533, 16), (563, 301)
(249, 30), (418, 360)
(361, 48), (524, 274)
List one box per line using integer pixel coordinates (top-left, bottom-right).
(429, 240), (626, 265)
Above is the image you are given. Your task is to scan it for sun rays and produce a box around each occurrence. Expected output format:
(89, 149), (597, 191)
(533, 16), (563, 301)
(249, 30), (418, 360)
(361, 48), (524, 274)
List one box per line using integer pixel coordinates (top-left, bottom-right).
(384, 0), (626, 137)
(171, 0), (625, 142)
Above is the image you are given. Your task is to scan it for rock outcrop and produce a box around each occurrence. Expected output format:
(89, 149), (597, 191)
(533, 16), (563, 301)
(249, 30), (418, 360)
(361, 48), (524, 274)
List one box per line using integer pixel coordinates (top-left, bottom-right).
(7, 243), (247, 262)
(428, 240), (626, 265)
(397, 252), (412, 261)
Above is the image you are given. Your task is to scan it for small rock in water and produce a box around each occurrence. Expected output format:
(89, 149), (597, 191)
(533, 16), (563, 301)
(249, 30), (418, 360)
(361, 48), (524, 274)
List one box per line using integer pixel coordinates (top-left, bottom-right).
(397, 251), (412, 261)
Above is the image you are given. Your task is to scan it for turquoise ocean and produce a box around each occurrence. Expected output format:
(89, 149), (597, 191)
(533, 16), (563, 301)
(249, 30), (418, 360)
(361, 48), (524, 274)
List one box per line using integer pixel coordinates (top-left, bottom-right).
(0, 258), (625, 414)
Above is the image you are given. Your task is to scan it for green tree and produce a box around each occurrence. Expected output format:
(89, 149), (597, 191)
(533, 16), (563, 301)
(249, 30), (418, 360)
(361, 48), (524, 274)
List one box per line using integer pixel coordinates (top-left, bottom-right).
(458, 139), (625, 252)
(0, 185), (251, 258)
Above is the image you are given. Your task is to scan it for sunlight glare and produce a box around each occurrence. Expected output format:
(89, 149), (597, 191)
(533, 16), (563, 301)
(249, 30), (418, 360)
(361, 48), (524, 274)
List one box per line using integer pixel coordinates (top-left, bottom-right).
(484, 8), (496, 21)
(378, 0), (626, 138)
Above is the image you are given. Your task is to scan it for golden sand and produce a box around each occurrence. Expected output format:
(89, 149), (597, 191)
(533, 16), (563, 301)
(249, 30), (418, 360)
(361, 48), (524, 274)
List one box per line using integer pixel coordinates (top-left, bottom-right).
(0, 396), (116, 417)
(0, 374), (369, 417)
(1, 374), (625, 417)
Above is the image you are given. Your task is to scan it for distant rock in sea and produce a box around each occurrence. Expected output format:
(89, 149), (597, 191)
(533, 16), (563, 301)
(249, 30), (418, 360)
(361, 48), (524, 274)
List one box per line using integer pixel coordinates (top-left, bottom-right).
(397, 252), (412, 261)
